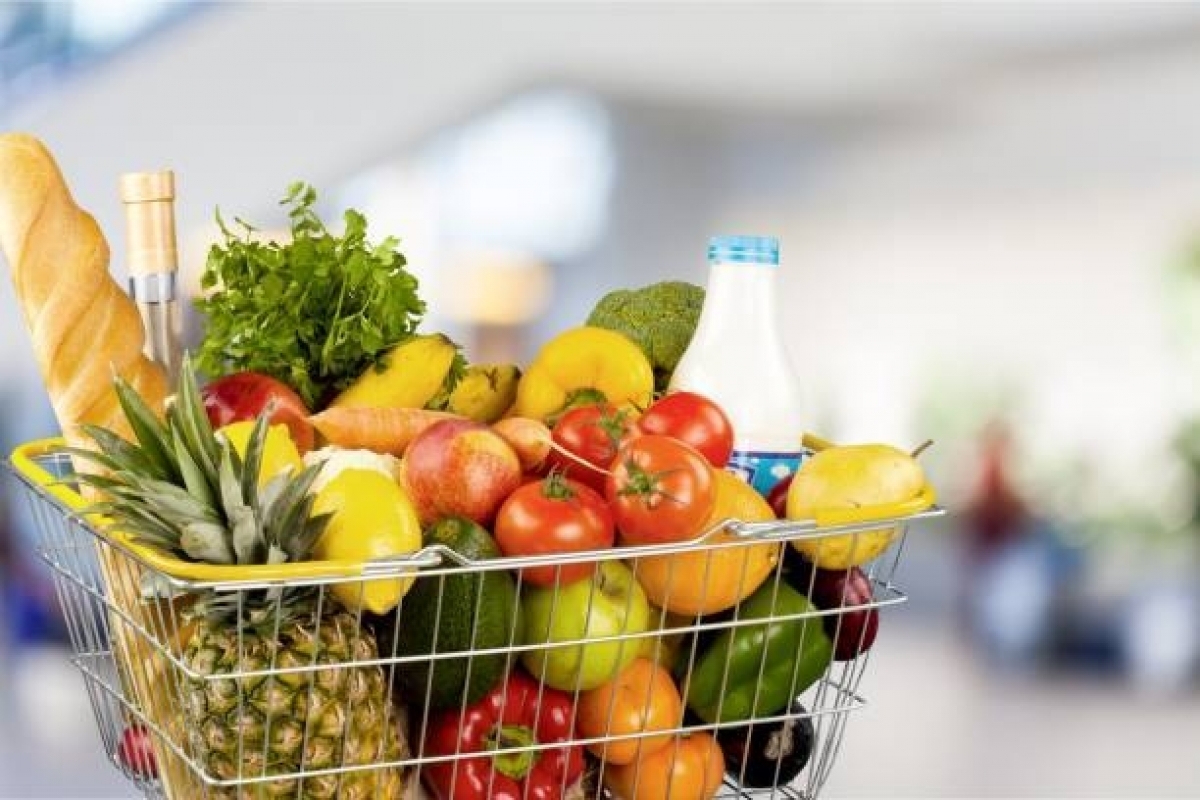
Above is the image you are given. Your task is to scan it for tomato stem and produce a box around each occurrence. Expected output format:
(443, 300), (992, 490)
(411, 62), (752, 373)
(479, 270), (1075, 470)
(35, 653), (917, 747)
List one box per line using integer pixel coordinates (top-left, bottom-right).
(617, 461), (686, 507)
(541, 470), (578, 500)
(596, 407), (634, 450)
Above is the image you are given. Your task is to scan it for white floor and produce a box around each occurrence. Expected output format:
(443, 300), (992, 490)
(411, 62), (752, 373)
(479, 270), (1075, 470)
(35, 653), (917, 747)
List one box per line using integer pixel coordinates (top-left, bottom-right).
(825, 621), (1200, 798)
(1, 622), (1198, 799)
(0, 646), (129, 798)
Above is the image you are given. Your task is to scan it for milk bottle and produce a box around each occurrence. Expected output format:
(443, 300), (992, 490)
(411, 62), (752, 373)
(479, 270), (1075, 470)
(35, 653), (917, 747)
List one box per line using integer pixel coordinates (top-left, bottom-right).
(669, 235), (806, 495)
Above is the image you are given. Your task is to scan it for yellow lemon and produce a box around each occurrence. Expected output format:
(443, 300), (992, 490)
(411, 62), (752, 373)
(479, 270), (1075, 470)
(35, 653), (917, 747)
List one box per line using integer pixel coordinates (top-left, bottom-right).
(304, 447), (402, 495)
(311, 468), (422, 614)
(219, 421), (303, 486)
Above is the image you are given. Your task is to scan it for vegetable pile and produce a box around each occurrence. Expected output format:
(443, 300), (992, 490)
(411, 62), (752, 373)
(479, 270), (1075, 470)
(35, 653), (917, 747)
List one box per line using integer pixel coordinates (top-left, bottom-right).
(196, 183), (430, 407)
(90, 184), (932, 800)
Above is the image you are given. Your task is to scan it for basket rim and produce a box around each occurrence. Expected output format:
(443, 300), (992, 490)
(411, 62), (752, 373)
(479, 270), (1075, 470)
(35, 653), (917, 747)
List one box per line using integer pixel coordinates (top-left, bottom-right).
(9, 435), (941, 590)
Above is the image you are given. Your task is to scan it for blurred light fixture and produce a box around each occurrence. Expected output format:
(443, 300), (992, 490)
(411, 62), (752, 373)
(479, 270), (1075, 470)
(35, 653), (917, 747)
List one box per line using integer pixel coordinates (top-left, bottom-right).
(336, 162), (439, 305)
(427, 90), (614, 262)
(440, 248), (552, 327)
(69, 0), (175, 48)
(0, 1), (196, 116)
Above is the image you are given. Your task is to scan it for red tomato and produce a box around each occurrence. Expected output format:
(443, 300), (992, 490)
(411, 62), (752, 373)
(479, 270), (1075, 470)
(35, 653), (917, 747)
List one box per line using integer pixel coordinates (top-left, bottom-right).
(605, 435), (717, 546)
(495, 473), (615, 586)
(545, 404), (640, 492)
(638, 392), (734, 468)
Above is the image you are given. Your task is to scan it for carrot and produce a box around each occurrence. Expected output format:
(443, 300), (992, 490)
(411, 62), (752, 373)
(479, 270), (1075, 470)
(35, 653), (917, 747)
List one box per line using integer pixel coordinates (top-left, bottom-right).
(309, 407), (463, 456)
(492, 416), (551, 473)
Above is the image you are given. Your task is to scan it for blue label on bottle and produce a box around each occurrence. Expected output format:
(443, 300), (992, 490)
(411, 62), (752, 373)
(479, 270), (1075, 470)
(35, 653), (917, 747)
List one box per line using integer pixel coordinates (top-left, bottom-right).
(727, 449), (804, 497)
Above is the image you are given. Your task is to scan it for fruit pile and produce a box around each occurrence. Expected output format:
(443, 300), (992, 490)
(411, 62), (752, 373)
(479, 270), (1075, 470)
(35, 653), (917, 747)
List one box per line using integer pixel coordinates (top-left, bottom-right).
(83, 188), (930, 800)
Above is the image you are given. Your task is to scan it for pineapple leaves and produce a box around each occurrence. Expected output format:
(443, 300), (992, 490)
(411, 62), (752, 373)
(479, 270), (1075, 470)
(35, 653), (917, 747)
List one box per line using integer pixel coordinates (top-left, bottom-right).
(74, 426), (165, 481)
(181, 520), (235, 564)
(90, 500), (183, 551)
(260, 463), (328, 561)
(172, 427), (217, 510)
(295, 510), (333, 563)
(170, 354), (221, 496)
(214, 439), (276, 566)
(216, 443), (256, 561)
(176, 355), (221, 467)
(238, 411), (271, 511)
(228, 505), (261, 565)
(113, 374), (179, 483)
(78, 353), (332, 593)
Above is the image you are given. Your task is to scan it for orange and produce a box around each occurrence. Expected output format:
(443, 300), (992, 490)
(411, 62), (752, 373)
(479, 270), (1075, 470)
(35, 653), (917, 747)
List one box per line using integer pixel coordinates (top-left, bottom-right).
(604, 731), (725, 800)
(632, 471), (781, 616)
(576, 658), (683, 765)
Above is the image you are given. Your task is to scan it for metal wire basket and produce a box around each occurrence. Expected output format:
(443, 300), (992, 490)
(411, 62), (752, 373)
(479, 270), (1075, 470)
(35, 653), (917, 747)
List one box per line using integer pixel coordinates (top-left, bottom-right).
(8, 438), (942, 800)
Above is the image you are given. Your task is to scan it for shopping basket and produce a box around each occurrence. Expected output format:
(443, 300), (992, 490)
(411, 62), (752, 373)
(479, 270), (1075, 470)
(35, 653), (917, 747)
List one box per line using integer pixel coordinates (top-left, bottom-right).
(7, 435), (941, 799)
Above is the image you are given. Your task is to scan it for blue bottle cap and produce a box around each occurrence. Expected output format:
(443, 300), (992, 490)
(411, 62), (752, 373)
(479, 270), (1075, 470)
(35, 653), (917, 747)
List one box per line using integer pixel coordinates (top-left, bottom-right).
(708, 235), (779, 266)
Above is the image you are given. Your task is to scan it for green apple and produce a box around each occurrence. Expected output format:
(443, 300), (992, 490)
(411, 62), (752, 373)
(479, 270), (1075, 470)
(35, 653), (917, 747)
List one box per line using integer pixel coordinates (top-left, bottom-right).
(520, 560), (651, 691)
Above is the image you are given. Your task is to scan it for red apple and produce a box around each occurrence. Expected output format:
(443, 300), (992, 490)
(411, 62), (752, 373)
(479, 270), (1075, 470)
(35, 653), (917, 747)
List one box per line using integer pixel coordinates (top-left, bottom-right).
(201, 372), (315, 453)
(767, 474), (794, 518)
(117, 724), (157, 778)
(400, 419), (522, 526)
(787, 556), (879, 661)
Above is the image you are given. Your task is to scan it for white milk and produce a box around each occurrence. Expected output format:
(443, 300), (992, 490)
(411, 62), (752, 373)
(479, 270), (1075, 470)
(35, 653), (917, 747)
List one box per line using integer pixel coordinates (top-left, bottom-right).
(670, 235), (805, 495)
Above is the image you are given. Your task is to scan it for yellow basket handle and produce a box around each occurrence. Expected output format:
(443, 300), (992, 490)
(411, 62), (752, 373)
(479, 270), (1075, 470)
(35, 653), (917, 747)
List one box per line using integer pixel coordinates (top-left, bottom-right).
(11, 433), (940, 582)
(10, 438), (375, 583)
(11, 438), (89, 511)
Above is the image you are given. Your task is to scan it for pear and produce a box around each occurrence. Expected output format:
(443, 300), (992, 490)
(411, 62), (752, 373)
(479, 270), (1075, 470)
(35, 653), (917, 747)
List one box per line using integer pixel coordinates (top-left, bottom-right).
(787, 443), (928, 569)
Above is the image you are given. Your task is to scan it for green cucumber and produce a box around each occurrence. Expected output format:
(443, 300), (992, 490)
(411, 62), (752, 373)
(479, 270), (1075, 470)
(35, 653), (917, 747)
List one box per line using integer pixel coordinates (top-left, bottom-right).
(382, 516), (519, 710)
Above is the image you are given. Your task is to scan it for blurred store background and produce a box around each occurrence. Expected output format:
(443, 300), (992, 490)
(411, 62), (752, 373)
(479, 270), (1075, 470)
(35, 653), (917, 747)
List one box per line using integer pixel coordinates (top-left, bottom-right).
(2, 1), (1199, 797)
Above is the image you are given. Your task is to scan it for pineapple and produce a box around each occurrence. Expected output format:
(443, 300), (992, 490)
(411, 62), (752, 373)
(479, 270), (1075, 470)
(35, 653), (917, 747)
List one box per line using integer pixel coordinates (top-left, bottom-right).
(75, 358), (405, 799)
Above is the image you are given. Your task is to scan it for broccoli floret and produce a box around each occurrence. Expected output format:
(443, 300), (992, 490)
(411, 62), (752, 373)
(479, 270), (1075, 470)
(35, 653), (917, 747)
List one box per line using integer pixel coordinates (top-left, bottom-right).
(586, 280), (705, 391)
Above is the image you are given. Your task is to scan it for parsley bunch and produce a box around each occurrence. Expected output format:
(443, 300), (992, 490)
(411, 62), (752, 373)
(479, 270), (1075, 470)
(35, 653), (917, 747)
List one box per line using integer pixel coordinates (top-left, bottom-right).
(195, 183), (426, 408)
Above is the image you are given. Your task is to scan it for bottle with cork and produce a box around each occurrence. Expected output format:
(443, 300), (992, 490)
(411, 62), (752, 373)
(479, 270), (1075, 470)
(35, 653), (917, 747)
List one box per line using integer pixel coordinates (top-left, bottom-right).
(119, 170), (180, 382)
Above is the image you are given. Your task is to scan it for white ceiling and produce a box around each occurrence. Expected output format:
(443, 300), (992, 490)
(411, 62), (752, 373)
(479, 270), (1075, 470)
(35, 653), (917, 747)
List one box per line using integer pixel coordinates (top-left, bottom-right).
(10, 2), (1200, 237)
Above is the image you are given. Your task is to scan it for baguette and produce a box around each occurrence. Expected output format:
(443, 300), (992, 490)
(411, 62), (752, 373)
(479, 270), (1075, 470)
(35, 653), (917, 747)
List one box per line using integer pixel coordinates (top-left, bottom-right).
(0, 132), (167, 442)
(0, 133), (189, 797)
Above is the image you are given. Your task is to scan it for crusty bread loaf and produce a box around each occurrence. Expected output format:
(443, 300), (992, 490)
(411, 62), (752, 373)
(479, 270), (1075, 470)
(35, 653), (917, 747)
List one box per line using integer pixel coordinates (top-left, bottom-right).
(0, 132), (167, 443)
(0, 134), (192, 798)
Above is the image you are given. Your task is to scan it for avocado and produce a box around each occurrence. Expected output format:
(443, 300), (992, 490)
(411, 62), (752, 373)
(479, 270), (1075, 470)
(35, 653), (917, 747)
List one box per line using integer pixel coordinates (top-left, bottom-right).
(380, 516), (519, 710)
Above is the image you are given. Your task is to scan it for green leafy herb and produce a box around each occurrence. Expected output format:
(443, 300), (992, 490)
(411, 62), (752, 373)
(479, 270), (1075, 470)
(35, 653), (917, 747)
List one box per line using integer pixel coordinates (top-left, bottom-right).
(195, 182), (426, 407)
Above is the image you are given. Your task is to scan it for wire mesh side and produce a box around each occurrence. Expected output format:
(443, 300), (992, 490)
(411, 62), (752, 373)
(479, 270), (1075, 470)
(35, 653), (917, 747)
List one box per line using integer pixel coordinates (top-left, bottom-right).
(10, 451), (930, 800)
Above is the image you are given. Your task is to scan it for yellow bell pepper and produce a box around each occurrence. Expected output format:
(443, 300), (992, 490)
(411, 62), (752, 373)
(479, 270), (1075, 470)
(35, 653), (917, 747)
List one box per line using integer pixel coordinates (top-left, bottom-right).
(513, 326), (655, 422)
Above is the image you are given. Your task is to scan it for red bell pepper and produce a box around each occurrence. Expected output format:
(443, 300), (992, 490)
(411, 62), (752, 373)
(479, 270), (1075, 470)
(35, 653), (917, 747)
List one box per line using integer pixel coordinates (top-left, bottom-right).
(422, 671), (584, 800)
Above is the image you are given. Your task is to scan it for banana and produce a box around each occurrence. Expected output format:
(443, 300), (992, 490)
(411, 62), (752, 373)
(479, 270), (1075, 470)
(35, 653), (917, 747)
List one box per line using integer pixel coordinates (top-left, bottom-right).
(331, 333), (459, 409)
(431, 363), (521, 423)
